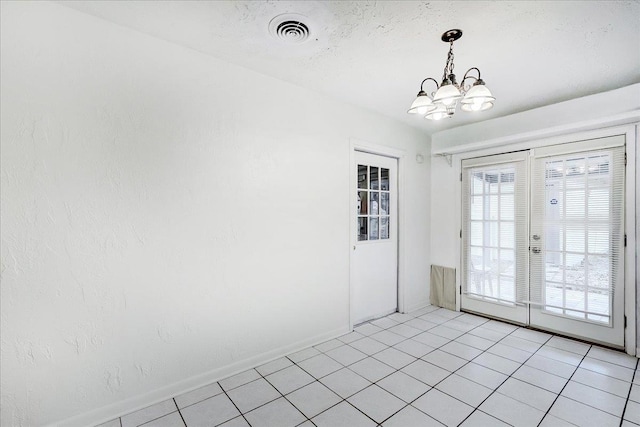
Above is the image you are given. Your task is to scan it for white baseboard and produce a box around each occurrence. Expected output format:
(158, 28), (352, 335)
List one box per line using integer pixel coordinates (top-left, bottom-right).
(53, 326), (350, 427)
(404, 300), (431, 314)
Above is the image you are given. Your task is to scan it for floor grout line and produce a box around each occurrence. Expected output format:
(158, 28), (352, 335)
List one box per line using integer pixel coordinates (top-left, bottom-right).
(109, 307), (639, 427)
(619, 358), (640, 427)
(173, 399), (187, 427)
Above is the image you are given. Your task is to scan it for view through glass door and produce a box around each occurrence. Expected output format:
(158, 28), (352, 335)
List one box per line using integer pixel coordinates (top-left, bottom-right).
(461, 151), (529, 326)
(461, 135), (626, 347)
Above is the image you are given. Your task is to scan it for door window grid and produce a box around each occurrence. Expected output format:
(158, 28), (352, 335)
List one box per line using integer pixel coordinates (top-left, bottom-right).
(542, 154), (613, 324)
(467, 167), (516, 304)
(357, 164), (390, 241)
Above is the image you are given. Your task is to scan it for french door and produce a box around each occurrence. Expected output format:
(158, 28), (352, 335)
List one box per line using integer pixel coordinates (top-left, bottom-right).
(461, 135), (626, 347)
(461, 151), (529, 325)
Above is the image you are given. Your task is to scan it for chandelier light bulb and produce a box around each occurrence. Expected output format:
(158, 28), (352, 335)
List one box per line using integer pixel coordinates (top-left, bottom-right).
(460, 101), (493, 112)
(407, 91), (435, 114)
(460, 81), (495, 110)
(425, 104), (450, 121)
(433, 84), (462, 107)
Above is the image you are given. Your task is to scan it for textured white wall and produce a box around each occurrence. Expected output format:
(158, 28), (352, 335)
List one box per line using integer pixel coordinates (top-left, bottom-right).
(0, 2), (431, 426)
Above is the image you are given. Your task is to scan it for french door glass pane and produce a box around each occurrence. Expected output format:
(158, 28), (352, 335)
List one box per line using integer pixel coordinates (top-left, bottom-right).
(540, 153), (613, 323)
(464, 164), (517, 303)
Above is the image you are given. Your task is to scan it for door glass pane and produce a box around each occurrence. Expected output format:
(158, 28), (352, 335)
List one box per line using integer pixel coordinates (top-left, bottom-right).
(587, 255), (609, 289)
(588, 188), (609, 219)
(358, 165), (368, 189)
(546, 226), (563, 252)
(498, 275), (515, 302)
(369, 192), (379, 215)
(565, 253), (585, 286)
(588, 289), (609, 316)
(470, 221), (483, 246)
(489, 222), (499, 247)
(370, 167), (379, 190)
(588, 225), (609, 254)
(380, 217), (389, 239)
(358, 217), (368, 241)
(540, 153), (613, 324)
(356, 159), (393, 245)
(380, 168), (389, 190)
(472, 173), (484, 194)
(500, 171), (514, 193)
(565, 190), (585, 218)
(489, 195), (499, 220)
(471, 196), (483, 220)
(464, 164), (518, 304)
(500, 222), (514, 248)
(500, 195), (514, 220)
(369, 217), (379, 240)
(565, 225), (585, 253)
(488, 172), (500, 193)
(358, 191), (368, 215)
(380, 193), (389, 215)
(545, 251), (563, 283)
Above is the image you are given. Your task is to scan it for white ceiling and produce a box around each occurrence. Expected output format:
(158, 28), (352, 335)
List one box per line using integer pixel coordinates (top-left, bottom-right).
(59, 1), (640, 135)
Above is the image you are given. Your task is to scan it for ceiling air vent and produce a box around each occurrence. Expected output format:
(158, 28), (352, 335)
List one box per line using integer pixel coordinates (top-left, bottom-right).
(269, 13), (312, 44)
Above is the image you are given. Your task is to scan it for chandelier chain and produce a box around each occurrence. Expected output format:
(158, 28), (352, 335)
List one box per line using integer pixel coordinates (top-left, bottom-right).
(442, 40), (455, 81)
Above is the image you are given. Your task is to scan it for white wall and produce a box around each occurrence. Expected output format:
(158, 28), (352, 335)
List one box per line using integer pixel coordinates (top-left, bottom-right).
(0, 2), (431, 426)
(430, 85), (639, 347)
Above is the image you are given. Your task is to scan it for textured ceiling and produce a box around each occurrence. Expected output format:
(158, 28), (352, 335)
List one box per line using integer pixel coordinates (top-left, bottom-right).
(58, 1), (640, 135)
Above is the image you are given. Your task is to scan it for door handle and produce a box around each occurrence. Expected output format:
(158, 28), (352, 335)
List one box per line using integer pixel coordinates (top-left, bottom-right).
(532, 234), (540, 240)
(531, 247), (541, 254)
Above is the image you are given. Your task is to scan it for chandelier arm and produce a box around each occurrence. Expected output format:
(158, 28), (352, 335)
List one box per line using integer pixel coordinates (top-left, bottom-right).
(460, 67), (482, 92)
(420, 77), (440, 94)
(462, 67), (481, 81)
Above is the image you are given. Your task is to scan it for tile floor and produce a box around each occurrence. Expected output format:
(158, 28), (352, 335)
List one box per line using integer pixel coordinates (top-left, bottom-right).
(98, 306), (640, 427)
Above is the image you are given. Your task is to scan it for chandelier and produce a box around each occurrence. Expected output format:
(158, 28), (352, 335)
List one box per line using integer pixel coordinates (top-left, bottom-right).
(408, 29), (495, 121)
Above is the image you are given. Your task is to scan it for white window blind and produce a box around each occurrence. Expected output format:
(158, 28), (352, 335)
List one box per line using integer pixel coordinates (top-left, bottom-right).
(529, 139), (625, 325)
(462, 152), (529, 306)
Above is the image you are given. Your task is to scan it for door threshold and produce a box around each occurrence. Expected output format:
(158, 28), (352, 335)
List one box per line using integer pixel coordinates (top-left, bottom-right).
(461, 308), (626, 353)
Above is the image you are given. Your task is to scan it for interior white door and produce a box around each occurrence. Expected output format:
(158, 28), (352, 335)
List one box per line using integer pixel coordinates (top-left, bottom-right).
(352, 151), (398, 324)
(529, 136), (626, 347)
(461, 152), (529, 325)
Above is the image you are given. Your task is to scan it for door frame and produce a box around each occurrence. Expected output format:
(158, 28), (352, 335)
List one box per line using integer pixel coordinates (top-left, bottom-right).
(349, 138), (406, 330)
(451, 124), (637, 354)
